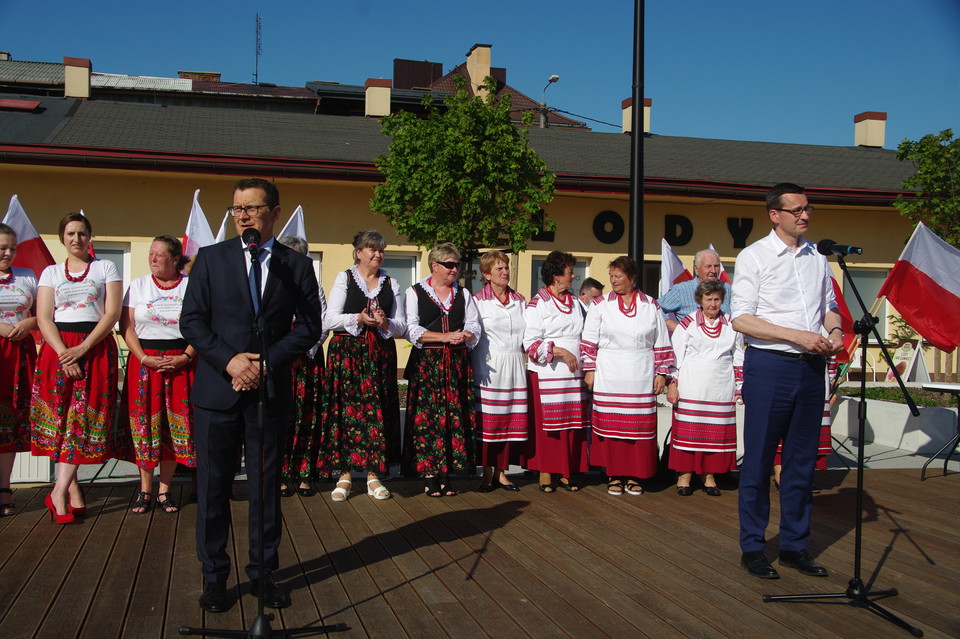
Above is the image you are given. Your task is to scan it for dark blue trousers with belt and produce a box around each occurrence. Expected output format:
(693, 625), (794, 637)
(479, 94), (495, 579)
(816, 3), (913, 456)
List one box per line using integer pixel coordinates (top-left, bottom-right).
(738, 347), (826, 553)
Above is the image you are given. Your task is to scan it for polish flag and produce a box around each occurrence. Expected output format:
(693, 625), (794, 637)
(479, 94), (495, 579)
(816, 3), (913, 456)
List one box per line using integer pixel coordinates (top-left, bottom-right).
(878, 222), (960, 353)
(182, 189), (215, 262)
(3, 194), (55, 276)
(214, 210), (230, 243)
(831, 275), (855, 363)
(279, 205), (306, 242)
(708, 243), (732, 284)
(79, 209), (95, 257)
(659, 238), (693, 297)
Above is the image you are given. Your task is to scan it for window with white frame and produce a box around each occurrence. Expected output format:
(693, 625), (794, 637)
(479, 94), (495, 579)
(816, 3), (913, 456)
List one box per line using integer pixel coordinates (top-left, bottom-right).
(529, 257), (588, 297)
(382, 255), (419, 295)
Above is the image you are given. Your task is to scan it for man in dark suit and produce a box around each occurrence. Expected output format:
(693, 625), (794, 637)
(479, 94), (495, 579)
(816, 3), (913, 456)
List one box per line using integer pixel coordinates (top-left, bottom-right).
(181, 178), (323, 613)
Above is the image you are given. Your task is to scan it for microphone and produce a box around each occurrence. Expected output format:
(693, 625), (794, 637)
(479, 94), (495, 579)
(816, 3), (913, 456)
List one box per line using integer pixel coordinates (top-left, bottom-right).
(817, 239), (863, 257)
(241, 228), (261, 261)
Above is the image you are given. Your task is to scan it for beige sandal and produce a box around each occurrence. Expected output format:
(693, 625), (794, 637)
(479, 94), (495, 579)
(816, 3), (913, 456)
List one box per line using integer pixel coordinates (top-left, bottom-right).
(331, 478), (351, 502)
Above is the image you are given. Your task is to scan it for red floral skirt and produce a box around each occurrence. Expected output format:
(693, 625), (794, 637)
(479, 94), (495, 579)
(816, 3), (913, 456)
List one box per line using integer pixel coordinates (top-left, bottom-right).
(0, 336), (37, 453)
(122, 347), (196, 468)
(31, 331), (119, 464)
(282, 351), (324, 482)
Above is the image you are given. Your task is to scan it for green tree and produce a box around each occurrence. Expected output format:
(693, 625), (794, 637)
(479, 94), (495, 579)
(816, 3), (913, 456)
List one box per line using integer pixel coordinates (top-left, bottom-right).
(894, 128), (960, 247)
(372, 75), (556, 287)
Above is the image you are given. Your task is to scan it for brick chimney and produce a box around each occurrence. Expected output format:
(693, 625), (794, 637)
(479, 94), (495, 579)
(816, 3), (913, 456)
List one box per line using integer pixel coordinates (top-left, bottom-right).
(64, 56), (91, 99)
(854, 111), (886, 148)
(365, 78), (392, 117)
(465, 43), (492, 97)
(621, 97), (651, 134)
(178, 70), (222, 82)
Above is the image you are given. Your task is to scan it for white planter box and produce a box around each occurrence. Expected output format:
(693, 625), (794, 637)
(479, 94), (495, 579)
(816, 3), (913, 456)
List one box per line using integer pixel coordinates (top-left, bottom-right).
(11, 451), (54, 483)
(833, 397), (957, 454)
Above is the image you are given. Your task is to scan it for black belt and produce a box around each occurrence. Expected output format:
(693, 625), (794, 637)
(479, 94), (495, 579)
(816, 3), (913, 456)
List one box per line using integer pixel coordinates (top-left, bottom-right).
(139, 338), (189, 350)
(749, 346), (822, 361)
(55, 321), (99, 334)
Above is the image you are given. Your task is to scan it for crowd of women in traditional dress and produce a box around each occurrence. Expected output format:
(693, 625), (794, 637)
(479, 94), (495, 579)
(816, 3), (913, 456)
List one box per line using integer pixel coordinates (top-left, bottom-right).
(0, 215), (751, 523)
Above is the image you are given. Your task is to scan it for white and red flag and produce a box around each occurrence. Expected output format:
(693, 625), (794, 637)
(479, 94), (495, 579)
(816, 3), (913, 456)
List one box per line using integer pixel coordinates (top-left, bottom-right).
(708, 242), (732, 284)
(214, 210), (230, 243)
(878, 222), (960, 353)
(182, 189), (215, 262)
(79, 209), (96, 257)
(2, 194), (55, 276)
(659, 238), (693, 297)
(278, 205), (306, 242)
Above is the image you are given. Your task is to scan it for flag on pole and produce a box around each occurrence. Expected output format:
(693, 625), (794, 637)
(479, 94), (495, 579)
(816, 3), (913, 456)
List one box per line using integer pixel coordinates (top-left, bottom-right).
(278, 205), (306, 241)
(831, 276), (854, 363)
(659, 238), (693, 298)
(3, 194), (55, 276)
(182, 189), (215, 262)
(214, 210), (230, 243)
(79, 208), (96, 257)
(878, 222), (960, 353)
(708, 243), (732, 284)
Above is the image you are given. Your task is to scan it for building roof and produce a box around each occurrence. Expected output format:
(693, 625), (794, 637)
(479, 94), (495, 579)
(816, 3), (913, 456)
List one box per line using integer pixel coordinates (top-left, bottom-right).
(0, 93), (914, 204)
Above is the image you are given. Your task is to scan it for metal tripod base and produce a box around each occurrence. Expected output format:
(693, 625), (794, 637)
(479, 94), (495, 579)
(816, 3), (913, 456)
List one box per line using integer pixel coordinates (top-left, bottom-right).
(180, 613), (349, 638)
(763, 578), (922, 637)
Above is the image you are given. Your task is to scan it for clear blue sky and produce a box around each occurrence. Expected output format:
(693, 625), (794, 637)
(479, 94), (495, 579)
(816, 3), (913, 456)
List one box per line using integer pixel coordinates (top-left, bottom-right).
(2, 0), (957, 148)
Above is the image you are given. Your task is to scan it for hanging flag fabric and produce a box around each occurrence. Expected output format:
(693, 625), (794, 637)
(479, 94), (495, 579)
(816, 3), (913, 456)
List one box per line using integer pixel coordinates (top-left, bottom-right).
(182, 189), (216, 261)
(708, 242), (732, 284)
(659, 238), (693, 298)
(214, 210), (230, 243)
(830, 275), (854, 363)
(278, 205), (306, 241)
(2, 194), (55, 276)
(878, 222), (960, 353)
(79, 208), (96, 257)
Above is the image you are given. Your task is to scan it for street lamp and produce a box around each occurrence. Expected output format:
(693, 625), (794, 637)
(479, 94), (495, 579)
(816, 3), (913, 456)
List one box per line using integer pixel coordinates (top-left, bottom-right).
(540, 74), (559, 128)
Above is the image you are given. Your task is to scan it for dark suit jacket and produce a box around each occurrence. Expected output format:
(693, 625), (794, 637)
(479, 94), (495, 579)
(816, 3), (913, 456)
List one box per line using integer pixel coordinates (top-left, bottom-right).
(180, 237), (324, 411)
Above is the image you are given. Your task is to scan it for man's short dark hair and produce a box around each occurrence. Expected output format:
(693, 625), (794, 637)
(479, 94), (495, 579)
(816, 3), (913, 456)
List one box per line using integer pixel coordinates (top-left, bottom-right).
(766, 182), (805, 211)
(234, 178), (280, 209)
(579, 277), (604, 295)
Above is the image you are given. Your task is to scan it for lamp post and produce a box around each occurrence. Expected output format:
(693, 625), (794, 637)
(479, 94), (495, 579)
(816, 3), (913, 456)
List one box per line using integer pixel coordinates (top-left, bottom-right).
(540, 74), (559, 128)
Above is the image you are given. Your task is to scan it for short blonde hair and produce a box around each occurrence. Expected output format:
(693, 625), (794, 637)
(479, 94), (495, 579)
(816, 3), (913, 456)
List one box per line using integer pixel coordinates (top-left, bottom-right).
(479, 250), (509, 277)
(428, 242), (460, 266)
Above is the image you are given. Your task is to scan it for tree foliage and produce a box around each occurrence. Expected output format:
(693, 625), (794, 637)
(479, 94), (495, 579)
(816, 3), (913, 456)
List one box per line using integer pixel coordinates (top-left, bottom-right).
(894, 128), (960, 247)
(372, 76), (556, 271)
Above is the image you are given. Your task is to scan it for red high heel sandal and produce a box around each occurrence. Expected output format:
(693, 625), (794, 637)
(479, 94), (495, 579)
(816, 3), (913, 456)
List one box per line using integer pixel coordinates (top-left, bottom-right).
(44, 494), (75, 524)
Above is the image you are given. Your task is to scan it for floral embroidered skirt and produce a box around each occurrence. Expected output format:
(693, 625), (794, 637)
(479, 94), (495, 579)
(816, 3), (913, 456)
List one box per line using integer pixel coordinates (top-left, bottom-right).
(122, 347), (196, 468)
(31, 331), (119, 464)
(0, 336), (36, 453)
(403, 345), (476, 477)
(282, 351), (324, 482)
(319, 333), (400, 476)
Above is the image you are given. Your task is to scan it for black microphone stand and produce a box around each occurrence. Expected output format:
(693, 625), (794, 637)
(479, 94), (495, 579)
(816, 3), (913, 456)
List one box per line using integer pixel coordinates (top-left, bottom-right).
(182, 245), (347, 639)
(762, 252), (923, 637)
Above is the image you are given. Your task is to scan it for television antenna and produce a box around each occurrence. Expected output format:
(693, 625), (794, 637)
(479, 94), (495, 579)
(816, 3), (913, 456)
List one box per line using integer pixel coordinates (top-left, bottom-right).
(252, 13), (262, 85)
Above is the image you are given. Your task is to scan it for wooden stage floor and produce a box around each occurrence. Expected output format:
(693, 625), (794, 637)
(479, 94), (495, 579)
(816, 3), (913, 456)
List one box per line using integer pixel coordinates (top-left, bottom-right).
(1, 469), (957, 638)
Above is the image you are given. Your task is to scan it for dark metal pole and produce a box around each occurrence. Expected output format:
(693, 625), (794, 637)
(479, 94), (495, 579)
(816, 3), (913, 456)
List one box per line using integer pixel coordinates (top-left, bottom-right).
(628, 0), (645, 288)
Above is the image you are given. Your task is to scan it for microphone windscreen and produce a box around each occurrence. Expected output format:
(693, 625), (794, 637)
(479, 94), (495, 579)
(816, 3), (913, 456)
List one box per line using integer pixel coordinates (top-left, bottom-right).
(241, 227), (261, 247)
(816, 239), (834, 256)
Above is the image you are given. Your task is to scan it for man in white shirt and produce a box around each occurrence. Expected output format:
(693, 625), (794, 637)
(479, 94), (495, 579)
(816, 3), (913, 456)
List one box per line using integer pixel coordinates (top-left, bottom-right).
(731, 183), (844, 580)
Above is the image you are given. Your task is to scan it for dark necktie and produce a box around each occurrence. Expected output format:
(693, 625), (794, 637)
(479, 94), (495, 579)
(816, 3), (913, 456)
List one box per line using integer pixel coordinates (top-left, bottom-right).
(248, 248), (263, 315)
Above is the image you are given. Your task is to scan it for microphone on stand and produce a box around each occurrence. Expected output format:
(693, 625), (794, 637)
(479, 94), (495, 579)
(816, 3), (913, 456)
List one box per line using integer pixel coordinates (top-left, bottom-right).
(242, 227), (262, 262)
(817, 239), (863, 257)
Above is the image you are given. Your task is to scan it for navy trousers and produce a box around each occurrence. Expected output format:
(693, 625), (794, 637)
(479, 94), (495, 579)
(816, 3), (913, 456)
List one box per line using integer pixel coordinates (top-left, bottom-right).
(738, 347), (825, 553)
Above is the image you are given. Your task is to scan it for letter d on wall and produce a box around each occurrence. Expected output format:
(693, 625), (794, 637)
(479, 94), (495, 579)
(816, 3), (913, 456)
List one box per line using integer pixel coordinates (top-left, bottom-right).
(664, 214), (693, 246)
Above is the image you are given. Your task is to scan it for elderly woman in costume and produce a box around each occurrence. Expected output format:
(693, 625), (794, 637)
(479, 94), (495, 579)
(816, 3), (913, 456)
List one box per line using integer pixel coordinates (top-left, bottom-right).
(32, 212), (122, 523)
(472, 250), (525, 492)
(0, 223), (38, 517)
(121, 235), (196, 513)
(320, 230), (403, 501)
(275, 236), (329, 499)
(523, 251), (590, 493)
(582, 256), (674, 496)
(403, 243), (479, 497)
(666, 279), (744, 496)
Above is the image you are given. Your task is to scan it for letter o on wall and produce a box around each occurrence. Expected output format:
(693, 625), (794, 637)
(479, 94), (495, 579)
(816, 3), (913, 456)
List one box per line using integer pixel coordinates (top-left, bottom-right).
(593, 210), (625, 244)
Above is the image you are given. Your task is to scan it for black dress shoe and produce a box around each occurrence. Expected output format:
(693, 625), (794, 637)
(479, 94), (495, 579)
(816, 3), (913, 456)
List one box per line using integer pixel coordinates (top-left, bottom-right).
(199, 581), (233, 613)
(249, 573), (292, 609)
(498, 481), (520, 492)
(703, 485), (721, 497)
(296, 484), (316, 497)
(741, 551), (780, 579)
(280, 485), (295, 498)
(676, 485), (693, 497)
(477, 482), (496, 493)
(779, 550), (828, 577)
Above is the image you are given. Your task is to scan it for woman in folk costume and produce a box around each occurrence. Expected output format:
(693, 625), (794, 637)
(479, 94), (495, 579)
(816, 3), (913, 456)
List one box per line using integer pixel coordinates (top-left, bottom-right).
(0, 223), (38, 517)
(582, 256), (674, 496)
(320, 230), (403, 502)
(472, 250), (525, 493)
(120, 235), (197, 514)
(666, 279), (744, 497)
(32, 212), (122, 524)
(523, 251), (590, 493)
(403, 242), (479, 497)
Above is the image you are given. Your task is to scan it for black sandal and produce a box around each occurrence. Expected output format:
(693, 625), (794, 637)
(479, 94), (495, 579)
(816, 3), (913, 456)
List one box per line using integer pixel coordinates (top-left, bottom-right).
(424, 475), (442, 498)
(156, 492), (179, 513)
(0, 488), (14, 517)
(558, 477), (580, 492)
(538, 483), (556, 493)
(607, 478), (624, 496)
(439, 475), (457, 497)
(131, 491), (153, 513)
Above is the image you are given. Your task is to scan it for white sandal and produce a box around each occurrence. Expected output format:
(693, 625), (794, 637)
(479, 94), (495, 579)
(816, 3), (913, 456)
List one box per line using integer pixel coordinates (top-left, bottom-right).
(367, 478), (391, 500)
(331, 478), (351, 502)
